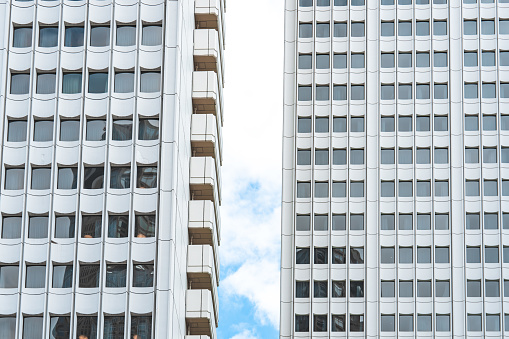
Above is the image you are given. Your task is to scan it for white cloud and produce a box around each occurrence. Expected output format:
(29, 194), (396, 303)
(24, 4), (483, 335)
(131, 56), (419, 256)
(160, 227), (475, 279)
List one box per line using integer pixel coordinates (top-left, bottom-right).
(229, 329), (259, 339)
(219, 0), (284, 332)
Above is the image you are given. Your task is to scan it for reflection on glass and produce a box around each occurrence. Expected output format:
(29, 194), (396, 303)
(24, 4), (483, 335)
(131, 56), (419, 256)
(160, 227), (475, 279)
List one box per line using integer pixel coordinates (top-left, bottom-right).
(90, 26), (110, 47)
(25, 266), (46, 288)
(110, 167), (130, 189)
(57, 168), (77, 189)
(76, 316), (97, 339)
(86, 120), (106, 141)
(135, 215), (155, 238)
(28, 216), (48, 238)
(108, 215), (129, 238)
(131, 316), (152, 339)
(2, 216), (22, 239)
(39, 27), (58, 47)
(49, 316), (71, 339)
(64, 27), (84, 47)
(133, 264), (154, 287)
(105, 264), (126, 287)
(79, 265), (100, 288)
(55, 216), (75, 238)
(83, 167), (104, 189)
(112, 120), (132, 140)
(60, 120), (80, 141)
(52, 265), (73, 288)
(137, 167), (157, 188)
(7, 120), (27, 142)
(81, 215), (102, 238)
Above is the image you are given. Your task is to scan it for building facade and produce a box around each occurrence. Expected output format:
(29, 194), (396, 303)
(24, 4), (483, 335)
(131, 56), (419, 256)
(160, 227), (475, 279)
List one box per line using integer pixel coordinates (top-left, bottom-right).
(0, 0), (224, 337)
(281, 0), (509, 337)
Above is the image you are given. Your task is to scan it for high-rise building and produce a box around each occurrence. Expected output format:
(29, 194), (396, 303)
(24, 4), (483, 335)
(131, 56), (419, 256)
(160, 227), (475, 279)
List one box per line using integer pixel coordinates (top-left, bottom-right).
(281, 0), (509, 336)
(0, 0), (224, 337)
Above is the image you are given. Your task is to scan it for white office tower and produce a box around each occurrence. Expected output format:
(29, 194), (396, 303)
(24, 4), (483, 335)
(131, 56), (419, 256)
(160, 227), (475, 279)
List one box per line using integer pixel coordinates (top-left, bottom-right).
(0, 0), (224, 337)
(281, 0), (509, 337)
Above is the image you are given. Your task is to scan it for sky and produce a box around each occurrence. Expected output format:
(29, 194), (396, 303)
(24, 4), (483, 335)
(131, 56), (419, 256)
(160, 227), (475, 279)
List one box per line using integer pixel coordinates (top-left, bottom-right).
(216, 0), (285, 338)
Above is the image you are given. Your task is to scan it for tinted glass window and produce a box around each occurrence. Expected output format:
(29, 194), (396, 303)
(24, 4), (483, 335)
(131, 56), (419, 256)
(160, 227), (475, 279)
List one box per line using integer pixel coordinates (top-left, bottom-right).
(81, 215), (102, 238)
(64, 27), (84, 47)
(28, 216), (48, 239)
(52, 265), (73, 288)
(90, 26), (110, 47)
(83, 167), (104, 189)
(79, 265), (100, 288)
(55, 215), (75, 238)
(142, 25), (162, 46)
(60, 120), (80, 141)
(133, 264), (154, 287)
(139, 119), (159, 140)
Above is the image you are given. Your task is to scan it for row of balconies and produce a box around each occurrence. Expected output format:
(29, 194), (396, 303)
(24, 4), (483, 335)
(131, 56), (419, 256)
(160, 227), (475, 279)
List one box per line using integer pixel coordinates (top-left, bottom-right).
(186, 1), (224, 338)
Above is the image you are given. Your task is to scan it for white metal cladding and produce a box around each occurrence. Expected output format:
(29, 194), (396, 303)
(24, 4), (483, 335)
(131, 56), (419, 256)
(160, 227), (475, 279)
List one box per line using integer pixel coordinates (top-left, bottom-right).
(282, 0), (509, 338)
(0, 0), (205, 337)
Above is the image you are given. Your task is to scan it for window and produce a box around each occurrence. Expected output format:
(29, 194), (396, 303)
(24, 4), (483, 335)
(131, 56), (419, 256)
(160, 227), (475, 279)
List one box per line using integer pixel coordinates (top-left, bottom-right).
(36, 73), (56, 94)
(485, 246), (499, 264)
(466, 213), (480, 230)
(83, 166), (104, 189)
(335, 0), (348, 4)
(33, 120), (53, 142)
(436, 280), (450, 297)
(350, 214), (364, 231)
(484, 147), (497, 163)
(139, 118), (159, 140)
(81, 215), (102, 239)
(464, 51), (478, 67)
(351, 53), (364, 68)
(5, 167), (24, 190)
(351, 85), (364, 100)
(57, 167), (77, 190)
(31, 167), (51, 190)
(417, 214), (431, 230)
(332, 247), (345, 264)
(350, 149), (364, 165)
(399, 21), (412, 36)
(399, 280), (413, 297)
(434, 116), (448, 131)
(297, 149), (311, 165)
(418, 315), (432, 332)
(90, 26), (110, 47)
(486, 314), (500, 331)
(7, 119), (27, 142)
(503, 20), (509, 34)
(381, 181), (395, 197)
(417, 181), (430, 197)
(468, 314), (482, 331)
(381, 84), (395, 100)
(314, 280), (327, 298)
(466, 180), (480, 196)
(332, 181), (346, 197)
(502, 83), (509, 98)
(315, 248), (327, 264)
(314, 214), (328, 230)
(296, 281), (309, 298)
(399, 148), (412, 164)
(350, 247), (364, 264)
(112, 119), (132, 141)
(350, 281), (364, 298)
(381, 116), (394, 132)
(76, 316), (97, 339)
(332, 280), (345, 297)
(86, 119), (106, 141)
(0, 265), (19, 289)
(351, 0), (365, 5)
(464, 20), (477, 35)
(381, 281), (395, 297)
(381, 149), (395, 165)
(399, 214), (412, 230)
(485, 213), (499, 230)
(416, 52), (430, 67)
(28, 216), (48, 239)
(381, 53), (394, 68)
(399, 247), (413, 264)
(417, 280), (432, 297)
(484, 179), (498, 196)
(334, 22), (347, 37)
(434, 20), (447, 35)
(116, 25), (136, 46)
(504, 180), (509, 196)
(399, 181), (413, 197)
(434, 83), (448, 99)
(350, 315), (364, 332)
(400, 314), (414, 332)
(435, 214), (449, 230)
(333, 149), (346, 165)
(381, 247), (395, 263)
(465, 115), (479, 131)
(316, 54), (329, 69)
(316, 23), (330, 38)
(296, 248), (310, 264)
(332, 214), (345, 231)
(351, 22), (364, 37)
(297, 182), (311, 198)
(62, 72), (82, 94)
(39, 26), (58, 47)
(399, 116), (412, 132)
(351, 117), (364, 132)
(300, 23), (312, 38)
(467, 247), (481, 263)
(399, 84), (412, 99)
(13, 26), (32, 48)
(502, 148), (509, 163)
(482, 19), (495, 35)
(114, 72), (135, 93)
(298, 54), (312, 69)
(313, 315), (327, 332)
(298, 86), (311, 101)
(133, 264), (154, 287)
(399, 52), (412, 67)
(55, 215), (75, 238)
(316, 85), (329, 101)
(140, 72), (161, 93)
(465, 148), (479, 163)
(295, 315), (309, 332)
(434, 51), (448, 67)
(60, 119), (80, 141)
(482, 50), (496, 66)
(483, 115), (497, 130)
(49, 316), (71, 339)
(381, 214), (395, 230)
(417, 247), (431, 263)
(25, 265), (45, 288)
(416, 84), (430, 99)
(23, 317), (43, 339)
(482, 83), (496, 98)
(333, 54), (347, 69)
(381, 21), (395, 36)
(136, 166), (157, 189)
(64, 26), (84, 47)
(11, 73), (30, 94)
(435, 180), (449, 197)
(485, 280), (500, 298)
(332, 85), (346, 100)
(464, 83), (478, 99)
(103, 316), (125, 338)
(435, 247), (449, 263)
(106, 264), (127, 288)
(2, 216), (21, 239)
(296, 215), (310, 231)
(79, 264), (100, 288)
(317, 0), (330, 6)
(108, 215), (129, 238)
(435, 148), (448, 164)
(350, 181), (364, 197)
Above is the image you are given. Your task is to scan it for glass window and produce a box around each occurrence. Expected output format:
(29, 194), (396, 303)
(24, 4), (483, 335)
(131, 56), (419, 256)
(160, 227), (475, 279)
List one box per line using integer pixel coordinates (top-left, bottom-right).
(467, 314), (482, 331)
(417, 280), (432, 297)
(399, 247), (413, 264)
(436, 280), (450, 297)
(399, 181), (413, 197)
(465, 115), (478, 131)
(350, 314), (364, 332)
(417, 214), (431, 230)
(62, 73), (82, 94)
(31, 167), (51, 190)
(55, 215), (75, 238)
(57, 167), (77, 190)
(315, 248), (328, 264)
(79, 264), (100, 288)
(416, 180), (431, 197)
(418, 314), (432, 332)
(317, 0), (330, 6)
(350, 214), (364, 231)
(399, 52), (412, 67)
(416, 52), (430, 67)
(297, 182), (311, 198)
(332, 280), (345, 297)
(140, 72), (161, 93)
(415, 116), (430, 132)
(83, 167), (104, 189)
(298, 86), (311, 101)
(7, 120), (27, 142)
(465, 148), (479, 163)
(435, 148), (448, 164)
(25, 265), (45, 288)
(399, 21), (412, 36)
(484, 147), (497, 163)
(400, 314), (414, 332)
(399, 280), (413, 297)
(316, 23), (330, 38)
(351, 53), (364, 68)
(81, 215), (102, 239)
(316, 85), (329, 101)
(36, 73), (56, 94)
(351, 22), (364, 37)
(466, 213), (480, 229)
(435, 247), (449, 263)
(13, 26), (32, 48)
(381, 149), (395, 164)
(464, 83), (478, 99)
(316, 54), (329, 69)
(485, 247), (499, 263)
(295, 315), (309, 332)
(434, 83), (449, 99)
(464, 20), (477, 35)
(381, 214), (395, 230)
(28, 216), (48, 239)
(381, 281), (395, 297)
(482, 50), (496, 66)
(112, 119), (132, 141)
(334, 22), (347, 37)
(482, 19), (495, 35)
(350, 181), (364, 197)
(76, 316), (97, 339)
(137, 166), (157, 188)
(464, 51), (478, 67)
(417, 247), (431, 263)
(139, 118), (159, 140)
(416, 84), (430, 99)
(399, 214), (413, 231)
(332, 214), (345, 231)
(2, 216), (21, 239)
(64, 26), (84, 47)
(486, 314), (500, 331)
(300, 23), (313, 38)
(133, 264), (154, 287)
(381, 116), (394, 132)
(39, 26), (58, 47)
(435, 180), (449, 197)
(381, 53), (394, 68)
(296, 281), (309, 298)
(485, 280), (500, 298)
(482, 83), (496, 98)
(33, 120), (53, 142)
(23, 317), (43, 339)
(11, 73), (30, 94)
(333, 149), (346, 165)
(297, 149), (311, 165)
(502, 20), (509, 34)
(333, 53), (347, 69)
(86, 120), (106, 141)
(114, 72), (134, 93)
(332, 181), (346, 197)
(399, 84), (412, 99)
(434, 116), (448, 131)
(296, 248), (310, 264)
(483, 115), (497, 130)
(5, 167), (24, 190)
(108, 215), (129, 238)
(399, 148), (412, 164)
(381, 21), (395, 36)
(298, 54), (312, 69)
(399, 116), (412, 132)
(434, 20), (447, 35)
(435, 214), (449, 230)
(333, 85), (347, 100)
(88, 73), (108, 94)
(105, 264), (127, 287)
(59, 119), (80, 142)
(49, 316), (71, 339)
(332, 247), (345, 264)
(351, 0), (364, 5)
(296, 214), (310, 231)
(381, 247), (395, 263)
(116, 25), (136, 46)
(350, 247), (364, 264)
(90, 26), (110, 47)
(467, 246), (481, 263)
(314, 182), (328, 199)
(501, 51), (509, 66)
(467, 280), (481, 298)
(0, 265), (19, 288)
(434, 51), (448, 67)
(484, 179), (498, 196)
(350, 280), (364, 297)
(351, 85), (364, 100)
(335, 0), (348, 4)
(381, 84), (395, 100)
(314, 280), (327, 298)
(350, 149), (364, 165)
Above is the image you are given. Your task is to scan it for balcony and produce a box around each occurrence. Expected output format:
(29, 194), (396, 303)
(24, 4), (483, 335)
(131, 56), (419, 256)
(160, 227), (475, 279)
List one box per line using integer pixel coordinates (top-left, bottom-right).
(187, 245), (219, 323)
(186, 289), (217, 339)
(191, 114), (222, 165)
(194, 29), (224, 87)
(195, 0), (225, 42)
(188, 200), (220, 251)
(190, 156), (221, 204)
(192, 71), (223, 125)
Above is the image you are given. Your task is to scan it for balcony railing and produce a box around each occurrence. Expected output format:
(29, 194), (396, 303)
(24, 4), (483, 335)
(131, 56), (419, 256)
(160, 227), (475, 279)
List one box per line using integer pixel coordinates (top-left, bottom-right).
(186, 289), (217, 339)
(192, 71), (223, 125)
(190, 156), (221, 204)
(194, 29), (224, 87)
(191, 114), (222, 165)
